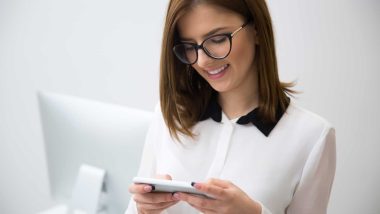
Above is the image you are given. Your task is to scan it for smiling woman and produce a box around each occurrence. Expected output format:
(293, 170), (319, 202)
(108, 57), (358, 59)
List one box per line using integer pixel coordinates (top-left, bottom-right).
(160, 0), (295, 140)
(126, 0), (336, 214)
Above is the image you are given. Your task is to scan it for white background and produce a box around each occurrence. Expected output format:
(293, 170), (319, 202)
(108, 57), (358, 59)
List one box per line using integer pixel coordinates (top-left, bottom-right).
(0, 0), (379, 213)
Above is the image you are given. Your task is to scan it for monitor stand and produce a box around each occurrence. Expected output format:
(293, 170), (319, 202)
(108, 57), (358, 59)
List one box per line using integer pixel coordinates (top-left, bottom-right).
(39, 164), (106, 214)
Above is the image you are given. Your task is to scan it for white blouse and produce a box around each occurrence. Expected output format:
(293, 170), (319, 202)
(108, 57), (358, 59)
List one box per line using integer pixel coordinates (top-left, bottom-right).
(125, 100), (336, 214)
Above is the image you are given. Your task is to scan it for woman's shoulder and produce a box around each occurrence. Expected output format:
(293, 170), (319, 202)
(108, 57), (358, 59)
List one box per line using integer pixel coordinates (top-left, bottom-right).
(284, 100), (334, 138)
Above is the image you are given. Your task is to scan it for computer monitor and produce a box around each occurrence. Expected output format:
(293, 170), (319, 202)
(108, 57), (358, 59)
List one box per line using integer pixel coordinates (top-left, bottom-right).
(38, 92), (153, 214)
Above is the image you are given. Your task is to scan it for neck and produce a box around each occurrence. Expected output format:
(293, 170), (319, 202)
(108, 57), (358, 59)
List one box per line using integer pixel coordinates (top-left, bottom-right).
(218, 70), (259, 120)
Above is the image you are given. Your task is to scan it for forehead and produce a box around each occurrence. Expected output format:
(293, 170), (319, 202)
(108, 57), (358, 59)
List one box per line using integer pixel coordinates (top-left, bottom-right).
(177, 3), (244, 40)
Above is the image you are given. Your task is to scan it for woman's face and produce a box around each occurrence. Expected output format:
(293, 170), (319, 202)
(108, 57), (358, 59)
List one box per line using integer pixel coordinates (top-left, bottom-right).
(177, 3), (258, 94)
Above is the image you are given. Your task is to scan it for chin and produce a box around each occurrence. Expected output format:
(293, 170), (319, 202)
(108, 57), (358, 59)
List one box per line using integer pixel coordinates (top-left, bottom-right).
(208, 83), (231, 93)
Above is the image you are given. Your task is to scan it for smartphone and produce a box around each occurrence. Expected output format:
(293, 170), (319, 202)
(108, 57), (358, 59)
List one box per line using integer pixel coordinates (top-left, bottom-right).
(133, 177), (214, 199)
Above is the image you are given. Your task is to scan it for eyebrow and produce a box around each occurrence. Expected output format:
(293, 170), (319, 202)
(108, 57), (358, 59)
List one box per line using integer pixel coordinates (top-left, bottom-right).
(180, 27), (229, 42)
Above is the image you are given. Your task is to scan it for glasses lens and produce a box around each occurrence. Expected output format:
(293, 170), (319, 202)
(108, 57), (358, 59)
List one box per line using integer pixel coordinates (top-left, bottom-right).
(173, 43), (197, 64)
(203, 35), (231, 59)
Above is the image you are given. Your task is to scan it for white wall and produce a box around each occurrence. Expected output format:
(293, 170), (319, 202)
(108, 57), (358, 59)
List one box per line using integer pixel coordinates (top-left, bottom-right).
(0, 1), (165, 213)
(268, 0), (380, 213)
(0, 0), (379, 213)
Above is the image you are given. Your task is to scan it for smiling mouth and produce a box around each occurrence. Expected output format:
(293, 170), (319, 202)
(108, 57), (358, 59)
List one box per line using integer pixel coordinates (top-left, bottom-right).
(206, 64), (229, 75)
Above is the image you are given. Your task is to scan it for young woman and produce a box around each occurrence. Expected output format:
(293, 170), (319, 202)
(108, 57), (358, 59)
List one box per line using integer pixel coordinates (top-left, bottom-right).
(126, 0), (336, 213)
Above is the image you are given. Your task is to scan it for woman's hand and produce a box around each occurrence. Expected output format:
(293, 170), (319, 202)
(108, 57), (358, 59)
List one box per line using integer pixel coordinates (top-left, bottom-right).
(173, 178), (261, 214)
(128, 174), (179, 214)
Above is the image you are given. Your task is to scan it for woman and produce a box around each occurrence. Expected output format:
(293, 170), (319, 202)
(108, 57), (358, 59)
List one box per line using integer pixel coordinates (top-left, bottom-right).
(127, 0), (336, 213)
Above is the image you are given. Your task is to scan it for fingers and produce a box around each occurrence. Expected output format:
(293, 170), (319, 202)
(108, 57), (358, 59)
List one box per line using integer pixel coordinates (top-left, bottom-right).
(129, 177), (178, 204)
(191, 178), (233, 199)
(131, 174), (178, 213)
(192, 182), (225, 199)
(129, 174), (173, 194)
(134, 192), (178, 204)
(137, 201), (179, 212)
(129, 183), (153, 194)
(174, 193), (216, 212)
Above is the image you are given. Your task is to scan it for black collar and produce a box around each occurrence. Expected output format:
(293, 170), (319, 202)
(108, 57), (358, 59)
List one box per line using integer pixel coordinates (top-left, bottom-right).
(199, 94), (289, 137)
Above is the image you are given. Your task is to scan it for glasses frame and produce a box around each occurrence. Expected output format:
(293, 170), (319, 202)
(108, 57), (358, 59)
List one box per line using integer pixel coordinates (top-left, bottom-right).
(173, 20), (250, 65)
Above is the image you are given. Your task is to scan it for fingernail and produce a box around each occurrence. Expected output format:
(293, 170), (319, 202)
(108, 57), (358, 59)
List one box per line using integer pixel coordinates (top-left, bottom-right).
(144, 185), (153, 192)
(172, 193), (180, 200)
(193, 183), (201, 189)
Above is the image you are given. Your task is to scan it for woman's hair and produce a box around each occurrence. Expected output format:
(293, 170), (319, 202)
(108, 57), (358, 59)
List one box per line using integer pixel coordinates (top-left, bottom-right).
(159, 0), (295, 140)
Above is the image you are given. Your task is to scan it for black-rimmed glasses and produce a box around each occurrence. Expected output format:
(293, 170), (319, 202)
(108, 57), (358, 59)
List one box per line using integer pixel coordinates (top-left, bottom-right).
(173, 21), (250, 65)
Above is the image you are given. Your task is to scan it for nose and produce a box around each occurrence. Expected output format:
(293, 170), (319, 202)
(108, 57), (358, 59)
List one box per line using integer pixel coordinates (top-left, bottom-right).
(196, 49), (214, 67)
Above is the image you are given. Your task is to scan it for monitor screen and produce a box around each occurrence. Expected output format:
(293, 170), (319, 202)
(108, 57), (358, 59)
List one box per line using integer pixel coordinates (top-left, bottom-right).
(38, 92), (153, 213)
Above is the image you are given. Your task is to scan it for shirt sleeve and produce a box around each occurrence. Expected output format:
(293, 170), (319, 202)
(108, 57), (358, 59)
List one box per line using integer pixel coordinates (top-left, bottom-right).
(286, 126), (336, 214)
(125, 104), (162, 214)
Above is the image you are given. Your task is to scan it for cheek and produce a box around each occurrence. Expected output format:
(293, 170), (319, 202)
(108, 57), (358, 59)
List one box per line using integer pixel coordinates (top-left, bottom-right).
(228, 37), (256, 69)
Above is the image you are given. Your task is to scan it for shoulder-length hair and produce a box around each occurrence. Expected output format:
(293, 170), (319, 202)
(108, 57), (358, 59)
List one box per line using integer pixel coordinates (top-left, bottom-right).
(159, 0), (295, 140)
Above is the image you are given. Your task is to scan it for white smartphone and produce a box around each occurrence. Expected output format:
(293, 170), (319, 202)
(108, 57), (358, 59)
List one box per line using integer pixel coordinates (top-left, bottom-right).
(133, 177), (214, 199)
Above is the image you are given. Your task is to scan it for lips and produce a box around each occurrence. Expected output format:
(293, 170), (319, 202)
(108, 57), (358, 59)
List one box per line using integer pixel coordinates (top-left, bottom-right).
(204, 64), (229, 80)
(206, 64), (229, 75)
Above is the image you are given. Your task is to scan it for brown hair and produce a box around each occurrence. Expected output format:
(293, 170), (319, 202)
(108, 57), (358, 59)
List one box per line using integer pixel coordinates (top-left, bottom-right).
(159, 0), (295, 140)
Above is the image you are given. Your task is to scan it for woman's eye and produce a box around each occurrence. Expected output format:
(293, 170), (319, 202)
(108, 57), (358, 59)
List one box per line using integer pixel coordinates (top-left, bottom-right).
(210, 36), (227, 44)
(185, 46), (194, 52)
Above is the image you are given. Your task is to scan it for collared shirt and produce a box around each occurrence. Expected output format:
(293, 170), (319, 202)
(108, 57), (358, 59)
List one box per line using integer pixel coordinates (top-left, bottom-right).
(199, 93), (289, 137)
(126, 99), (336, 214)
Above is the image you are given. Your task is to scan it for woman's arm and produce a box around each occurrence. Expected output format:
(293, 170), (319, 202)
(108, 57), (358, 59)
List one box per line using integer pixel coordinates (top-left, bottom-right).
(286, 127), (336, 214)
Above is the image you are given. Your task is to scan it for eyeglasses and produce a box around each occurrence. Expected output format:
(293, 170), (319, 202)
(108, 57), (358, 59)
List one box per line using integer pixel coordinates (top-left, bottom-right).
(173, 21), (250, 65)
